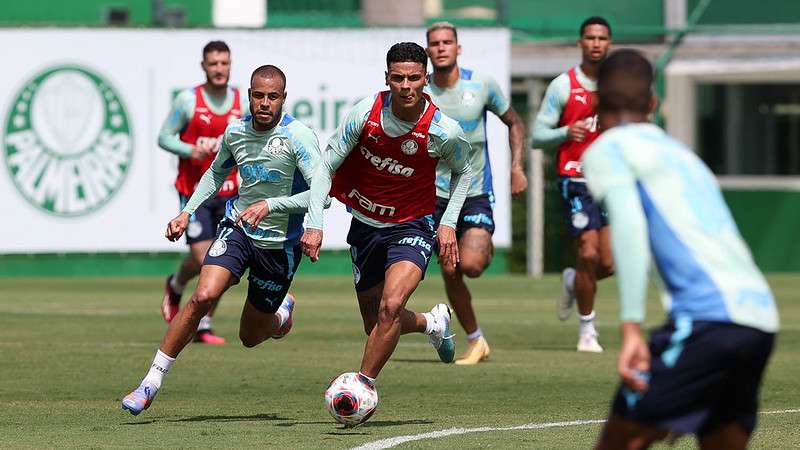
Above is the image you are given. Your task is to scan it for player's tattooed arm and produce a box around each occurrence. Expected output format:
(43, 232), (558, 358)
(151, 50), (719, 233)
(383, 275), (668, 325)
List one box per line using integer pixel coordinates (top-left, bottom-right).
(483, 76), (526, 196)
(499, 107), (528, 197)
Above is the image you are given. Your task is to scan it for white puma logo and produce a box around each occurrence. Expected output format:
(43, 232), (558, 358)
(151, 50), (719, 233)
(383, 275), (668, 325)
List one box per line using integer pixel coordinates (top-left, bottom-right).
(575, 95), (587, 105)
(199, 114), (212, 124)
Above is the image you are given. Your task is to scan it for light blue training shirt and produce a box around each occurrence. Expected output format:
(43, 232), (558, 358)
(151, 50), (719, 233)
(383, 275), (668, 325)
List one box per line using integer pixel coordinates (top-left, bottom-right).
(582, 123), (779, 333)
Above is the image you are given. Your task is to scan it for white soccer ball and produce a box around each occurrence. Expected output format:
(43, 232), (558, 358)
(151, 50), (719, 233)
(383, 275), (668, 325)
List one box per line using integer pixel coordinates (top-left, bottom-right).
(324, 372), (379, 427)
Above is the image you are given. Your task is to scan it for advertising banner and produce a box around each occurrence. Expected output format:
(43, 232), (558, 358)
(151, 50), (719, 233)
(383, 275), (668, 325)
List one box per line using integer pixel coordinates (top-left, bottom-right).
(0, 28), (511, 252)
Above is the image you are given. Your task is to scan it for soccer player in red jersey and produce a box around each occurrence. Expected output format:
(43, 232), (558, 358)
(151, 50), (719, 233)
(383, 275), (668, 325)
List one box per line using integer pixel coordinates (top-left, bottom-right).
(157, 41), (242, 344)
(301, 43), (473, 395)
(532, 17), (614, 353)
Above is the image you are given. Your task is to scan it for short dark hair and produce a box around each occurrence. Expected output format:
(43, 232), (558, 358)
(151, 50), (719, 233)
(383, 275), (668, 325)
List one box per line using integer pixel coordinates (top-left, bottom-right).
(426, 21), (458, 43)
(250, 64), (287, 90)
(203, 40), (230, 58)
(580, 16), (611, 37)
(597, 49), (653, 114)
(386, 42), (428, 69)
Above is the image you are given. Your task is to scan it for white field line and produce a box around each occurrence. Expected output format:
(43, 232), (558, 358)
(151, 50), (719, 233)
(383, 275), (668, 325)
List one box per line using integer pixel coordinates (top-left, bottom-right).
(349, 419), (605, 450)
(350, 409), (800, 450)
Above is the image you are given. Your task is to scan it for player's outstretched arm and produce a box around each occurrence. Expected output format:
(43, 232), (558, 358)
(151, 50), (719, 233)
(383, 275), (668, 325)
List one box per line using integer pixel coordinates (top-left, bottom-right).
(181, 129), (236, 217)
(302, 97), (369, 262)
(157, 90), (200, 158)
(266, 124), (332, 215)
(583, 140), (651, 390)
(436, 224), (459, 268)
(165, 211), (190, 241)
(300, 228), (323, 263)
(618, 322), (650, 392)
(485, 75), (527, 196)
(436, 126), (473, 236)
(499, 108), (528, 196)
(267, 192), (333, 215)
(301, 156), (335, 262)
(235, 201), (269, 230)
(531, 75), (570, 149)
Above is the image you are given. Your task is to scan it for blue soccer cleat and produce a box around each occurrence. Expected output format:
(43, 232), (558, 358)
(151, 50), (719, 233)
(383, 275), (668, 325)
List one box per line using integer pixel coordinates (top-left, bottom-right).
(121, 382), (159, 416)
(427, 303), (455, 363)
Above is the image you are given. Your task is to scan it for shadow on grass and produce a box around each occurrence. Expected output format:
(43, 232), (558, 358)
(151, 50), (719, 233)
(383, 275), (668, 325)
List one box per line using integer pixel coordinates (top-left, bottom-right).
(124, 412), (290, 425)
(277, 418), (434, 430)
(391, 358), (448, 364)
(362, 419), (434, 427)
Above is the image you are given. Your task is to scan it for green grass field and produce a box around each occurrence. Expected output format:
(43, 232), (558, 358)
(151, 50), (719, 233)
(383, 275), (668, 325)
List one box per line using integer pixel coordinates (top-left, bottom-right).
(1, 274), (798, 449)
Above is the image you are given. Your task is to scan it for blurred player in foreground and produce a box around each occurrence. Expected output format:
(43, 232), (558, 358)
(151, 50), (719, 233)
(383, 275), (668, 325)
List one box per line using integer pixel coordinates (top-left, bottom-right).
(425, 22), (527, 364)
(123, 65), (322, 416)
(532, 16), (613, 353)
(301, 43), (472, 392)
(584, 49), (779, 450)
(158, 40), (242, 344)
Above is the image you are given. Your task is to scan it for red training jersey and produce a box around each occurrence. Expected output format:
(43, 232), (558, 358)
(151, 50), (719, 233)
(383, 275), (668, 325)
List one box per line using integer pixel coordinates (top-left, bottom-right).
(175, 85), (241, 197)
(330, 91), (439, 223)
(556, 68), (599, 177)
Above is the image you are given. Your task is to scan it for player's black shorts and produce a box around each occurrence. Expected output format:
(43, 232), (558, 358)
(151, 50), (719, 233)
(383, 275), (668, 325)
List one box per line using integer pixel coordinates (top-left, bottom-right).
(557, 177), (608, 237)
(346, 215), (436, 292)
(611, 319), (775, 437)
(179, 194), (235, 245)
(434, 194), (495, 238)
(203, 220), (302, 314)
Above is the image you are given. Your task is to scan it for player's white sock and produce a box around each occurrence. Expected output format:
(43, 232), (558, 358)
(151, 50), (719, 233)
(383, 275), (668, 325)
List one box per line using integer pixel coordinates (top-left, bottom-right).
(579, 311), (597, 336)
(169, 276), (185, 295)
(423, 312), (437, 335)
(143, 350), (175, 389)
(197, 315), (212, 332)
(357, 372), (376, 387)
(466, 328), (483, 341)
(564, 268), (576, 291)
(276, 296), (292, 327)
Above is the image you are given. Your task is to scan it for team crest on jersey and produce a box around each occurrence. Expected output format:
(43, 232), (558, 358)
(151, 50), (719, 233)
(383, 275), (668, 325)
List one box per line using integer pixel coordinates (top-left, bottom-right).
(208, 238), (228, 257)
(461, 90), (476, 105)
(400, 139), (418, 155)
(266, 136), (288, 156)
(3, 65), (133, 217)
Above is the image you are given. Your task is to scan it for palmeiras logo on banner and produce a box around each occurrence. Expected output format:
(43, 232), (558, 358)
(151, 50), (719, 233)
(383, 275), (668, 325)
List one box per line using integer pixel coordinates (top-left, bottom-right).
(3, 65), (133, 217)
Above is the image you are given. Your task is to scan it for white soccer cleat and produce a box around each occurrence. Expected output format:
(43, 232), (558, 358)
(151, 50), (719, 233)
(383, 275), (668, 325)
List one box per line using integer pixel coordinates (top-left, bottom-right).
(577, 332), (603, 353)
(121, 382), (159, 416)
(427, 303), (455, 363)
(558, 267), (577, 321)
